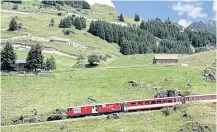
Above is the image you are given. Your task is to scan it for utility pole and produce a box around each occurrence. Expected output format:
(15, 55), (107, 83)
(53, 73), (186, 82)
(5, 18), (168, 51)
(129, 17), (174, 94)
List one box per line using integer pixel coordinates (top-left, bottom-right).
(68, 87), (71, 107)
(140, 83), (143, 100)
(68, 76), (72, 107)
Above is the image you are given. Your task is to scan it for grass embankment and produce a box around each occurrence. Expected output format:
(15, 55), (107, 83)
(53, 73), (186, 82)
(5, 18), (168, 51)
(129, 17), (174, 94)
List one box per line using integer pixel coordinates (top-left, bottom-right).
(2, 65), (216, 125)
(1, 103), (216, 132)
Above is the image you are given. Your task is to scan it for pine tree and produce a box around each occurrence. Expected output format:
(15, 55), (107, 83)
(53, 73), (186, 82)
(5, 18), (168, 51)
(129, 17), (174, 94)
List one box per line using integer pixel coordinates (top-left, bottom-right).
(45, 57), (51, 70)
(134, 14), (140, 22)
(1, 42), (17, 71)
(119, 13), (124, 22)
(74, 17), (83, 30)
(50, 55), (56, 70)
(140, 21), (145, 29)
(9, 18), (18, 31)
(26, 44), (44, 72)
(49, 18), (55, 27)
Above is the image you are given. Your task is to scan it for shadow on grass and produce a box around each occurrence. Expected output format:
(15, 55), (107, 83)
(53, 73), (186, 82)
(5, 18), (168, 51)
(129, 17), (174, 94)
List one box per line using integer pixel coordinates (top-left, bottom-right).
(84, 64), (99, 68)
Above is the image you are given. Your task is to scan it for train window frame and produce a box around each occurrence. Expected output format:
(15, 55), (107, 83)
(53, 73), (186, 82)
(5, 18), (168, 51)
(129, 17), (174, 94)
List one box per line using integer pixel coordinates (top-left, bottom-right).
(138, 102), (143, 105)
(145, 101), (150, 105)
(157, 100), (161, 104)
(168, 99), (172, 103)
(162, 100), (167, 103)
(211, 96), (216, 99)
(151, 101), (156, 104)
(131, 103), (136, 106)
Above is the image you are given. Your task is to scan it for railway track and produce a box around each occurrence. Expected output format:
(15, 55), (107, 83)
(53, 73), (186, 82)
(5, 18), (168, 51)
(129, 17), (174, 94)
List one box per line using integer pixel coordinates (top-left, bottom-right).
(1, 110), (156, 127)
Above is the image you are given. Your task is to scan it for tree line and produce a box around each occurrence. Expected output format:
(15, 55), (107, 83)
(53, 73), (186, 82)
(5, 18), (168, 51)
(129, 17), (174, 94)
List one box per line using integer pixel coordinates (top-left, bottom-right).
(1, 42), (56, 72)
(59, 15), (86, 30)
(88, 18), (216, 55)
(41, 0), (90, 9)
(140, 18), (216, 50)
(88, 20), (157, 55)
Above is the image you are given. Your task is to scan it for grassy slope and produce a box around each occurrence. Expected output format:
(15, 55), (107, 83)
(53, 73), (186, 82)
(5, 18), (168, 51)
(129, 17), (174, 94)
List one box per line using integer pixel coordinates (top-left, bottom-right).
(101, 50), (216, 68)
(1, 2), (123, 56)
(100, 54), (154, 68)
(1, 2), (140, 56)
(2, 103), (216, 132)
(2, 65), (216, 125)
(179, 50), (216, 67)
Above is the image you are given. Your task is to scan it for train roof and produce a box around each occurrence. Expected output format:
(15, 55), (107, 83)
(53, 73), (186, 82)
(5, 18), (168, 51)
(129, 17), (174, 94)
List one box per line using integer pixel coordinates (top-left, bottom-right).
(184, 94), (216, 97)
(67, 94), (217, 109)
(123, 96), (181, 103)
(67, 102), (122, 109)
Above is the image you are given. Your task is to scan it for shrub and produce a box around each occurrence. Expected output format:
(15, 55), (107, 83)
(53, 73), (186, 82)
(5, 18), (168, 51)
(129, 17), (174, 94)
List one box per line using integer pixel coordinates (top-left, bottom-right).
(9, 18), (18, 31)
(88, 54), (100, 65)
(161, 108), (170, 116)
(47, 114), (63, 121)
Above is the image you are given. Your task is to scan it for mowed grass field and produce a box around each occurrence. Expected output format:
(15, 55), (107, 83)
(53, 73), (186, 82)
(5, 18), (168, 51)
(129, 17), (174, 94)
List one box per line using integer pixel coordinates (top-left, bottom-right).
(2, 103), (216, 132)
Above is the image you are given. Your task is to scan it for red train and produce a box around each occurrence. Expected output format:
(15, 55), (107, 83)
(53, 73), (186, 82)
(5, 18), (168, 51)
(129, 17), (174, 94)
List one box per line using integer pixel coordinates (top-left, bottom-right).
(67, 94), (216, 117)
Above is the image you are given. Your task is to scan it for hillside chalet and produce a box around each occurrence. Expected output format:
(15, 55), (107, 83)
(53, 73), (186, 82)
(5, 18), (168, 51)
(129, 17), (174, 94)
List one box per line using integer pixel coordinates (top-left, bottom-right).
(153, 54), (178, 65)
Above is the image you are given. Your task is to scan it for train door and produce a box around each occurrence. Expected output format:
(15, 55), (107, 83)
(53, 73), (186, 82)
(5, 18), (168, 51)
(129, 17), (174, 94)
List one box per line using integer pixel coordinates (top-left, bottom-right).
(177, 97), (181, 104)
(123, 103), (128, 112)
(74, 107), (81, 114)
(92, 106), (98, 114)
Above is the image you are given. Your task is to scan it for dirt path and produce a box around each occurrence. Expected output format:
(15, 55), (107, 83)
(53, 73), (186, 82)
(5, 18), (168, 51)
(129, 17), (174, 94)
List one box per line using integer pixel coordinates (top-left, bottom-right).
(0, 44), (77, 59)
(0, 9), (30, 15)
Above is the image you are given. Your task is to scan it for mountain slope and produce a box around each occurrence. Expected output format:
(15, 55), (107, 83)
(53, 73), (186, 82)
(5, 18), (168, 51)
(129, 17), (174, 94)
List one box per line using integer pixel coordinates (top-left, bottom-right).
(188, 20), (216, 34)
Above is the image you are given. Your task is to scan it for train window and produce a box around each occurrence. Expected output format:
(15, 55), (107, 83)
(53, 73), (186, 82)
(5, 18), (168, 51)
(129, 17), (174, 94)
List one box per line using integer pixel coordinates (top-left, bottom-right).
(168, 100), (172, 103)
(131, 103), (136, 106)
(151, 101), (156, 104)
(138, 102), (143, 105)
(174, 98), (176, 102)
(162, 100), (167, 103)
(205, 96), (208, 100)
(145, 101), (150, 105)
(211, 96), (216, 99)
(157, 100), (161, 104)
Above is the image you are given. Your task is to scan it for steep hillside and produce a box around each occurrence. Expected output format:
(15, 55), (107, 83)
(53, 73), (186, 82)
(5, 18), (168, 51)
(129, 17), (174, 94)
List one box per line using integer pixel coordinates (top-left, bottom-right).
(188, 20), (216, 34)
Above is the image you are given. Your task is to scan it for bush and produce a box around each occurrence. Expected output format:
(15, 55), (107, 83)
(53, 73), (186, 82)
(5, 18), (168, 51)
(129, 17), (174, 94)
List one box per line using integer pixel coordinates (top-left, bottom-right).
(88, 54), (100, 65)
(47, 114), (63, 121)
(161, 108), (170, 116)
(62, 29), (74, 35)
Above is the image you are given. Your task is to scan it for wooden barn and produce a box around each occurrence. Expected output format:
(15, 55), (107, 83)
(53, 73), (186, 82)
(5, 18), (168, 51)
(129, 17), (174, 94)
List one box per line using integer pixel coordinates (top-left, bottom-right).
(153, 54), (178, 65)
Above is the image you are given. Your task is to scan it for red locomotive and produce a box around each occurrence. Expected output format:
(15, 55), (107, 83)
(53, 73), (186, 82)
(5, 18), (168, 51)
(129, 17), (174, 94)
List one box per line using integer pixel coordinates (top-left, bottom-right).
(67, 94), (216, 117)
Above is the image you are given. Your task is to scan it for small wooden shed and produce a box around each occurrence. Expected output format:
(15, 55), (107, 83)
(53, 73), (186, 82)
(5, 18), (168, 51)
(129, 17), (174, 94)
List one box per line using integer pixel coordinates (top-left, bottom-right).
(153, 54), (178, 65)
